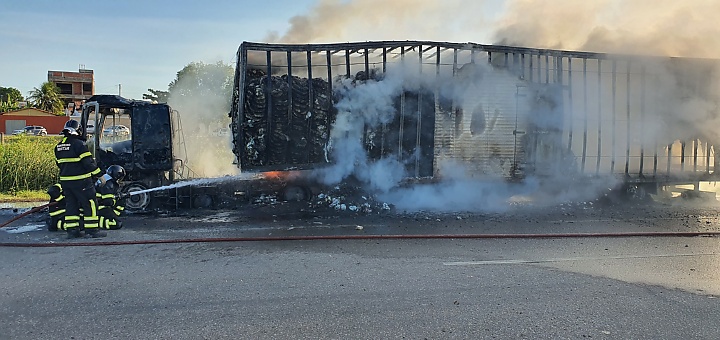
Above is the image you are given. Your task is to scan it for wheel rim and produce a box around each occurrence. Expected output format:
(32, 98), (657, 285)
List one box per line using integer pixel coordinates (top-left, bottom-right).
(122, 182), (151, 211)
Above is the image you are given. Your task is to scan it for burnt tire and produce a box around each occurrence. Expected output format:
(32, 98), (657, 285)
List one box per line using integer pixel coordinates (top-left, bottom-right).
(192, 194), (214, 209)
(121, 182), (151, 212)
(281, 185), (309, 202)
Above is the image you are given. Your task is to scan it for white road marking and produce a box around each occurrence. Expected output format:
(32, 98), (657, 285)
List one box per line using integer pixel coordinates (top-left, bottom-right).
(443, 253), (720, 265)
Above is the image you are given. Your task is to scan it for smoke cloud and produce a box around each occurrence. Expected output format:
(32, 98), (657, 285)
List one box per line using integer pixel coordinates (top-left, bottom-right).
(264, 0), (720, 212)
(167, 62), (238, 178)
(265, 0), (493, 44)
(494, 0), (720, 58)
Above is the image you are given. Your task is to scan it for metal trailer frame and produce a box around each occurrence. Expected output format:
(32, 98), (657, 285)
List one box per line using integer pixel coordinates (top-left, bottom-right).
(231, 40), (720, 191)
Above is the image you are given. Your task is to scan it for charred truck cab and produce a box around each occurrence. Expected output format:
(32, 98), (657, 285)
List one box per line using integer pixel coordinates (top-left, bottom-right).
(80, 95), (181, 211)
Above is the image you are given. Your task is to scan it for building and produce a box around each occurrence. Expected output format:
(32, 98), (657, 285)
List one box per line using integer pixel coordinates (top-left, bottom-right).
(47, 68), (94, 114)
(0, 108), (69, 134)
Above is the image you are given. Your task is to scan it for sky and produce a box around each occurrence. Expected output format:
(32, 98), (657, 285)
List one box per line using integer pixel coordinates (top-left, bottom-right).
(4, 0), (715, 101)
(0, 0), (509, 101)
(0, 0), (319, 100)
(0, 0), (504, 101)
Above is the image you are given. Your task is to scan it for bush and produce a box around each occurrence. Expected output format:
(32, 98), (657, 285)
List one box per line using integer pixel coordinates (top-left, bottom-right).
(0, 135), (60, 193)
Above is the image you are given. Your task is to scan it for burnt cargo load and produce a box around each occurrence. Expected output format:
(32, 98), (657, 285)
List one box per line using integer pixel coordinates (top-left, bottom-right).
(230, 41), (720, 184)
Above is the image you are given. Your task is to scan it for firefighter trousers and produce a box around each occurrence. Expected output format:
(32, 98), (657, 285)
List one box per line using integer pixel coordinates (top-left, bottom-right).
(98, 206), (123, 230)
(61, 182), (99, 231)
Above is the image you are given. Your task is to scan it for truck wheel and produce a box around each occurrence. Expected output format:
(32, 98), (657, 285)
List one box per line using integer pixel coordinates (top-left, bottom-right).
(282, 185), (309, 202)
(122, 182), (151, 211)
(192, 194), (214, 209)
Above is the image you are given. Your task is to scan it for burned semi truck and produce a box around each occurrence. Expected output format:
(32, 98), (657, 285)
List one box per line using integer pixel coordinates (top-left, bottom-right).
(79, 41), (720, 212)
(230, 40), (720, 198)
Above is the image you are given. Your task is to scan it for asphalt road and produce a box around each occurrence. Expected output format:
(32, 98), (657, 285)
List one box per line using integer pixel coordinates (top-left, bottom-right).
(1, 201), (720, 339)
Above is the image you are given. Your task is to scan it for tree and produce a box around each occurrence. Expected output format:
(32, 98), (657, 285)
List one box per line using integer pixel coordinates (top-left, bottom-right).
(28, 82), (63, 114)
(0, 100), (20, 113)
(167, 61), (234, 101)
(142, 89), (169, 103)
(0, 86), (23, 103)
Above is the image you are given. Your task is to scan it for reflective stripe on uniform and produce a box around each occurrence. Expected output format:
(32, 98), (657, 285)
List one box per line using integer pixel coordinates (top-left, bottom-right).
(57, 157), (81, 164)
(60, 173), (92, 181)
(49, 209), (66, 217)
(64, 215), (79, 228)
(84, 215), (99, 229)
(55, 219), (65, 231)
(56, 152), (93, 164)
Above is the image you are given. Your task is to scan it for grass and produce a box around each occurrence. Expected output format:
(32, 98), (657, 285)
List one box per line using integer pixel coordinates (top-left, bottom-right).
(0, 134), (60, 196)
(0, 190), (48, 203)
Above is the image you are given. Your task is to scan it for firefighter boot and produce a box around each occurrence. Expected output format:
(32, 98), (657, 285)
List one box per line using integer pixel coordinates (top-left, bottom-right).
(66, 228), (81, 239)
(85, 229), (107, 238)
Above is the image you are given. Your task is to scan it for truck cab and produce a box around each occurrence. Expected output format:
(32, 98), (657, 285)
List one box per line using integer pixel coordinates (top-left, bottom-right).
(80, 95), (183, 210)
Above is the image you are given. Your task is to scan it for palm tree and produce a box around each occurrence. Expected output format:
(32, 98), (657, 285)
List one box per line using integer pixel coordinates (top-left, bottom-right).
(28, 82), (64, 114)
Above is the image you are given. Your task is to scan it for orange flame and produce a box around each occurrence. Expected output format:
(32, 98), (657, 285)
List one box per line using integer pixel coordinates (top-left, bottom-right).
(262, 171), (298, 181)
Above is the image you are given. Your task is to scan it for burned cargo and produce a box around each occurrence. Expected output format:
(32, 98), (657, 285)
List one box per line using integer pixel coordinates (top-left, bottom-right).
(241, 70), (334, 167)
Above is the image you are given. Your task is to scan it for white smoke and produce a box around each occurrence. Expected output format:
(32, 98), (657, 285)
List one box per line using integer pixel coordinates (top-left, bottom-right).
(315, 61), (438, 191)
(264, 0), (720, 211)
(167, 62), (239, 178)
(493, 0), (720, 58)
(311, 57), (619, 212)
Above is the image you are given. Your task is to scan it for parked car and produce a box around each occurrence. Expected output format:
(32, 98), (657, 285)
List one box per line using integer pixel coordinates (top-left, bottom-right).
(12, 126), (48, 136)
(87, 120), (95, 135)
(102, 125), (130, 137)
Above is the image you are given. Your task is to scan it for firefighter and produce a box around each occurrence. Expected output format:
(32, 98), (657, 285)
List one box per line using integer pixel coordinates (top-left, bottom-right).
(55, 120), (105, 238)
(96, 165), (126, 230)
(46, 183), (65, 232)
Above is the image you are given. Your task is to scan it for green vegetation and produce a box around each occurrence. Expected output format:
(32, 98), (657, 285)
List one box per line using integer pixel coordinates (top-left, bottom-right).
(0, 86), (25, 113)
(0, 135), (59, 195)
(28, 81), (64, 114)
(0, 86), (24, 103)
(0, 190), (48, 203)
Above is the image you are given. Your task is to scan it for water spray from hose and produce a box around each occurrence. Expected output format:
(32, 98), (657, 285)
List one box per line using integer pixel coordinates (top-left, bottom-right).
(126, 174), (260, 196)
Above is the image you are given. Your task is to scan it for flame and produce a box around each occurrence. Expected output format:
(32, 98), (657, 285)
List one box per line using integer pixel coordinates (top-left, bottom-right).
(262, 171), (299, 181)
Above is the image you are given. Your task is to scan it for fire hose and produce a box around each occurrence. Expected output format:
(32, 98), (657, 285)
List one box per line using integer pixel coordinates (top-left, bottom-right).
(0, 202), (57, 229)
(0, 229), (718, 248)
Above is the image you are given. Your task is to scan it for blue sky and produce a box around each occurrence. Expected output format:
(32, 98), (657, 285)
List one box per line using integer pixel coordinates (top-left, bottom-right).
(0, 0), (317, 100)
(0, 0), (505, 100)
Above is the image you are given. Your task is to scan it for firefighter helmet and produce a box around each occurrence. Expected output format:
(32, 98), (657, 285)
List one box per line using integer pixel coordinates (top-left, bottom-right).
(47, 183), (62, 200)
(106, 165), (126, 182)
(62, 120), (81, 136)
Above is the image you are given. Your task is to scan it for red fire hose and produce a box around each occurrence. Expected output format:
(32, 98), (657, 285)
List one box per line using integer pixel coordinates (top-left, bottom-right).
(0, 230), (719, 248)
(0, 202), (56, 229)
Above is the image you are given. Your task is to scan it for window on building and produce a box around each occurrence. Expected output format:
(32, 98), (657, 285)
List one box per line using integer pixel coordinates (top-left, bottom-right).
(57, 83), (72, 95)
(82, 83), (92, 94)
